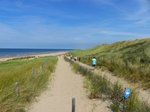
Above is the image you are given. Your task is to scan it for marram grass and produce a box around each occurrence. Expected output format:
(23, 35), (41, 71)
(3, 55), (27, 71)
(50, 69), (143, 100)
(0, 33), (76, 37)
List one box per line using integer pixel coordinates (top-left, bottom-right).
(0, 56), (57, 112)
(65, 57), (150, 112)
(71, 38), (150, 89)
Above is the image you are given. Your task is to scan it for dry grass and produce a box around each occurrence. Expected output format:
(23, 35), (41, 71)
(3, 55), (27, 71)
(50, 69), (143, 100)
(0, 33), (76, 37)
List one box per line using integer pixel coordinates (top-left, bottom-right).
(0, 56), (57, 112)
(65, 57), (150, 112)
(71, 38), (150, 88)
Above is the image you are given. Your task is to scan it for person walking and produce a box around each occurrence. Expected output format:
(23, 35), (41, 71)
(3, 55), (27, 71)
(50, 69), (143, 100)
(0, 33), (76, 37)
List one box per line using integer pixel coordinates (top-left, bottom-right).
(92, 57), (97, 68)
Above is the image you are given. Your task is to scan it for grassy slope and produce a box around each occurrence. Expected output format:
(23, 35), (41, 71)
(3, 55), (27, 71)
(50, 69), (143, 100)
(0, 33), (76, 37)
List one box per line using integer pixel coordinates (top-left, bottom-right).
(71, 38), (150, 88)
(0, 56), (57, 112)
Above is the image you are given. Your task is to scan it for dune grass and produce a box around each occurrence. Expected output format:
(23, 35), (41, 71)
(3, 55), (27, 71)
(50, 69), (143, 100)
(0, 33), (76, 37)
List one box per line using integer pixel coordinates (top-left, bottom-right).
(65, 57), (150, 112)
(70, 38), (150, 89)
(0, 56), (57, 112)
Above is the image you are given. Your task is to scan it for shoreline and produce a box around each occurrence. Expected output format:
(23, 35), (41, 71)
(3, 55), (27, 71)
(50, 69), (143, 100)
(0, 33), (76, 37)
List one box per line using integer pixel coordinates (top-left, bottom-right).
(0, 51), (67, 61)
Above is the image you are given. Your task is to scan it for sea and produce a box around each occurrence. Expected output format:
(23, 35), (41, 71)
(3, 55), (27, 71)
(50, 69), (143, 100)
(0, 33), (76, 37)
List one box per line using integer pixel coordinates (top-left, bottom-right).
(0, 48), (71, 58)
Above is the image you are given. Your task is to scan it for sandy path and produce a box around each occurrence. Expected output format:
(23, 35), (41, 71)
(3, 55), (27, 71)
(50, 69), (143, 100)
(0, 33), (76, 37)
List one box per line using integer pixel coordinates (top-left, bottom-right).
(29, 56), (111, 112)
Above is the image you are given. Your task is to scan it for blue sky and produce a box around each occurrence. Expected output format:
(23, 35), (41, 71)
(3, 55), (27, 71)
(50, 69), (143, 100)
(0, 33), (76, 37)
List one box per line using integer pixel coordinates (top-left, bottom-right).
(0, 0), (150, 49)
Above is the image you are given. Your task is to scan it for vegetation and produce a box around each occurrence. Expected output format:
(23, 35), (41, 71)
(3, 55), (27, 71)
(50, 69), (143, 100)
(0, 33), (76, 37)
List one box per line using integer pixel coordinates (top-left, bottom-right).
(0, 56), (57, 112)
(8, 56), (36, 61)
(71, 38), (150, 88)
(65, 57), (150, 112)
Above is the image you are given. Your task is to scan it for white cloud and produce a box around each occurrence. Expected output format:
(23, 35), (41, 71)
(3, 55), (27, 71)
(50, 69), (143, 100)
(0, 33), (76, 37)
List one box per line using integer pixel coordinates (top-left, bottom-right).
(95, 0), (150, 25)
(0, 18), (149, 48)
(124, 0), (150, 24)
(97, 30), (150, 37)
(0, 23), (19, 40)
(90, 0), (113, 5)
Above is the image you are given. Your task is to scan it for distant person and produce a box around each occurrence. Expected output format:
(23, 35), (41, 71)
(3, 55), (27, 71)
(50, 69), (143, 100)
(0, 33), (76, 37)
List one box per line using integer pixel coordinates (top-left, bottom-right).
(92, 57), (97, 68)
(70, 55), (73, 60)
(74, 57), (77, 61)
(78, 57), (81, 61)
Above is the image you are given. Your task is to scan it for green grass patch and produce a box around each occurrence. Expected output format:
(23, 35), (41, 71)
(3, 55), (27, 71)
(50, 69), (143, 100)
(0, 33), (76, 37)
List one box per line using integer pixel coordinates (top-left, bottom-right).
(0, 56), (57, 112)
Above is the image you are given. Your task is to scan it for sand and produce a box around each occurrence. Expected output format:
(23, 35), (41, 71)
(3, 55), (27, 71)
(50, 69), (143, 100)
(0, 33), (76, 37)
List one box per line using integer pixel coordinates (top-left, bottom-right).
(28, 56), (111, 112)
(0, 52), (66, 61)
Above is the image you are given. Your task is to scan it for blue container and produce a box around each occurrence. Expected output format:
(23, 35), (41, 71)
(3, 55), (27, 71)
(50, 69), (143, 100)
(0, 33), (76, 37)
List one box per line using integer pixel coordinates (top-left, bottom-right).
(124, 88), (131, 100)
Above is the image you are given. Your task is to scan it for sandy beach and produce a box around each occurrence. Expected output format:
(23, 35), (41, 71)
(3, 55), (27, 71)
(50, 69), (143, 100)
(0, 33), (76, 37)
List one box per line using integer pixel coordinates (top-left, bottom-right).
(0, 52), (67, 61)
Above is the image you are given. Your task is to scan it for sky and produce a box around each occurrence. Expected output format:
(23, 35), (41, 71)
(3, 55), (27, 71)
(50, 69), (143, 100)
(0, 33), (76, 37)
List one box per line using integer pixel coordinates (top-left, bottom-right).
(0, 0), (150, 49)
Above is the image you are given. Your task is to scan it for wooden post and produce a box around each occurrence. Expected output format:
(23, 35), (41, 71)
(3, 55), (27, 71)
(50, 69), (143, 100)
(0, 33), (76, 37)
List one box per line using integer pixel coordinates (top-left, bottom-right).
(32, 67), (35, 76)
(123, 99), (126, 112)
(72, 97), (75, 112)
(40, 65), (43, 71)
(40, 64), (44, 71)
(15, 81), (19, 97)
(125, 60), (128, 69)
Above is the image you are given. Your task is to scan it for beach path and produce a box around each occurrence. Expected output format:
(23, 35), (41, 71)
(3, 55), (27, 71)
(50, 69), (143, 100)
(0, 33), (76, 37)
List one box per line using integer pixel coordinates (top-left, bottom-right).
(29, 56), (111, 112)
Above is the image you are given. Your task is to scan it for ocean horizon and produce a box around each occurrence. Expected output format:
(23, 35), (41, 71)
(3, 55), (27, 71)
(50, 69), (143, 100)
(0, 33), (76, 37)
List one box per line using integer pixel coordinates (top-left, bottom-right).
(0, 48), (72, 57)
